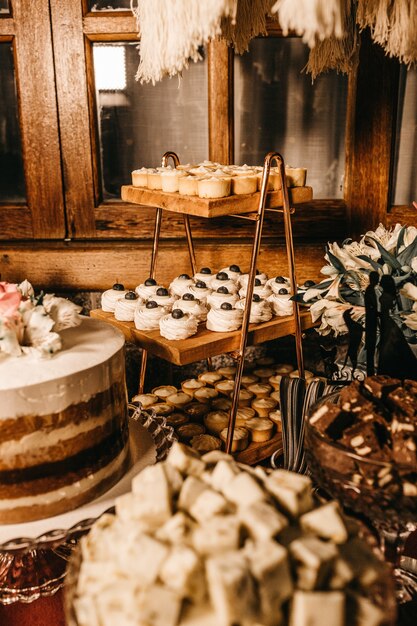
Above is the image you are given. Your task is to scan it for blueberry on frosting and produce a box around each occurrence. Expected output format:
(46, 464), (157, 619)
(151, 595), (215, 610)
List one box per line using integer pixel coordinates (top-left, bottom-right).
(229, 264), (241, 273)
(275, 276), (286, 284)
(156, 287), (169, 296)
(255, 278), (261, 286)
(182, 293), (195, 301)
(220, 302), (233, 310)
(278, 288), (289, 295)
(144, 278), (157, 286)
(217, 286), (229, 294)
(112, 283), (125, 291)
(200, 267), (212, 274)
(146, 300), (158, 309)
(172, 309), (184, 319)
(216, 272), (228, 281)
(125, 291), (138, 300)
(178, 274), (190, 280)
(304, 280), (315, 288)
(253, 294), (261, 302)
(195, 281), (207, 289)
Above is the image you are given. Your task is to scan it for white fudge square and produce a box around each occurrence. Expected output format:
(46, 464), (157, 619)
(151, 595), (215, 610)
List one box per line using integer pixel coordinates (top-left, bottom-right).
(209, 459), (240, 493)
(239, 500), (288, 542)
(223, 471), (266, 507)
(178, 476), (209, 513)
(192, 515), (241, 555)
(190, 488), (229, 522)
(137, 584), (182, 626)
(167, 441), (205, 476)
(300, 501), (348, 544)
(160, 545), (205, 601)
(289, 591), (345, 626)
(264, 470), (313, 517)
(290, 537), (338, 590)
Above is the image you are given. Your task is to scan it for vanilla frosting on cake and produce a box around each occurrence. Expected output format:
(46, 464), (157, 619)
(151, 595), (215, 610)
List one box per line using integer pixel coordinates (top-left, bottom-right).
(0, 317), (129, 523)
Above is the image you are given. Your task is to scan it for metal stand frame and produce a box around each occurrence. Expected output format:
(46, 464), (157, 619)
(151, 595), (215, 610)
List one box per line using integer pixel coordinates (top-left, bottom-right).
(138, 151), (304, 454)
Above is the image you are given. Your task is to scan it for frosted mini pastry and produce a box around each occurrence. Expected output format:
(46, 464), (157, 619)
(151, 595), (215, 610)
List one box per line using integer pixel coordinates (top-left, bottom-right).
(166, 392), (193, 410)
(194, 386), (218, 404)
(146, 168), (163, 190)
(198, 371), (223, 386)
(240, 374), (259, 388)
(166, 413), (189, 428)
(131, 393), (158, 409)
(275, 363), (295, 374)
(253, 367), (276, 381)
(178, 175), (199, 196)
(152, 385), (177, 400)
(267, 275), (292, 294)
(184, 402), (210, 421)
(207, 287), (238, 310)
(209, 272), (238, 293)
(193, 267), (213, 284)
(169, 274), (194, 298)
(177, 423), (205, 442)
(187, 281), (212, 305)
(190, 434), (221, 453)
(252, 397), (278, 417)
(247, 382), (273, 398)
(220, 426), (249, 451)
(269, 409), (282, 429)
(161, 169), (186, 192)
(181, 378), (206, 398)
(245, 417), (275, 442)
(151, 287), (177, 309)
(236, 388), (254, 407)
(159, 309), (198, 340)
(232, 174), (258, 195)
(114, 291), (140, 321)
(189, 165), (214, 175)
(268, 289), (293, 316)
(289, 369), (315, 380)
(238, 279), (271, 300)
(151, 402), (173, 416)
(134, 301), (168, 331)
(131, 167), (149, 187)
(269, 374), (283, 391)
(204, 410), (229, 435)
(101, 282), (127, 312)
(218, 264), (242, 282)
(236, 294), (273, 323)
(206, 303), (243, 332)
(239, 271), (268, 288)
(211, 396), (232, 411)
(173, 294), (208, 322)
(285, 165), (307, 187)
(135, 278), (162, 300)
(217, 366), (237, 379)
(256, 356), (276, 367)
(198, 176), (231, 199)
(214, 379), (235, 396)
(257, 166), (282, 191)
(235, 406), (256, 427)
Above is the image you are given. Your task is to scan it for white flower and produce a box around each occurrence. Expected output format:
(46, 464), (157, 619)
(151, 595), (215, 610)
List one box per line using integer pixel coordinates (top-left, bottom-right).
(0, 317), (23, 356)
(411, 257), (417, 273)
(398, 226), (417, 253)
(23, 305), (55, 347)
(42, 295), (82, 332)
(400, 283), (417, 302)
(363, 223), (402, 253)
(18, 279), (35, 299)
(35, 332), (62, 356)
(310, 299), (364, 337)
(325, 242), (375, 272)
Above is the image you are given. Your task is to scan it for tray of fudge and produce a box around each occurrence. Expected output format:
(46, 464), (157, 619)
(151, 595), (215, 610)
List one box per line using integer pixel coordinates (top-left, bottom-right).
(122, 161), (312, 218)
(65, 442), (396, 626)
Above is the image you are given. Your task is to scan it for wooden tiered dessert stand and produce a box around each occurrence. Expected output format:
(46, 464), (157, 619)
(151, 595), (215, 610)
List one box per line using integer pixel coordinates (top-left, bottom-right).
(91, 151), (314, 461)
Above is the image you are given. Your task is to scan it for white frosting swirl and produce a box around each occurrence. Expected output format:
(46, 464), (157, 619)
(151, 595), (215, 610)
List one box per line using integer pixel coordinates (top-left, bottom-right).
(207, 290), (238, 309)
(187, 283), (212, 304)
(267, 276), (292, 294)
(134, 304), (168, 331)
(267, 292), (293, 316)
(239, 272), (268, 288)
(101, 288), (127, 312)
(159, 313), (198, 340)
(219, 266), (241, 282)
(193, 271), (213, 283)
(114, 297), (140, 322)
(236, 298), (273, 323)
(238, 283), (271, 299)
(161, 169), (186, 192)
(209, 277), (238, 293)
(169, 276), (194, 298)
(135, 283), (162, 300)
(173, 299), (208, 322)
(206, 307), (243, 332)
(151, 293), (177, 308)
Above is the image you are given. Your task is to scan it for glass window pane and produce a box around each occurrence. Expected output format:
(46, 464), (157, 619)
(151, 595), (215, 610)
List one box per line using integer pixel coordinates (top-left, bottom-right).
(0, 42), (26, 203)
(393, 67), (417, 206)
(89, 1), (131, 11)
(0, 0), (10, 15)
(234, 38), (348, 199)
(93, 43), (208, 200)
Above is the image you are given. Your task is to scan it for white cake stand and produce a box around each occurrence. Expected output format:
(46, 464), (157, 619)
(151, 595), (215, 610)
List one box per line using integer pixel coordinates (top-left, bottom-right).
(0, 405), (176, 604)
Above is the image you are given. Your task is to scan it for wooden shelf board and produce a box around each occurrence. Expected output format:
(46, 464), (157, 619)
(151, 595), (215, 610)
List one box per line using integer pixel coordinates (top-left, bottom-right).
(121, 185), (313, 218)
(235, 431), (282, 465)
(91, 309), (315, 366)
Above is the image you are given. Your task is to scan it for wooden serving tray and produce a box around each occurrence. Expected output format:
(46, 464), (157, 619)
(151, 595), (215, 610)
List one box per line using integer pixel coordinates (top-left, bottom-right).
(236, 431), (282, 465)
(121, 185), (313, 218)
(91, 309), (315, 366)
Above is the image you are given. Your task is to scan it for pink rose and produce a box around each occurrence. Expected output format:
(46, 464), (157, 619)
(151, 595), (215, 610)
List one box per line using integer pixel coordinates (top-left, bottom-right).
(0, 282), (22, 318)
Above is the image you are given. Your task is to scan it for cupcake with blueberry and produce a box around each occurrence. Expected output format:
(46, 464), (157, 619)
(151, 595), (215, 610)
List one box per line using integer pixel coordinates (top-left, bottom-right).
(267, 275), (292, 294)
(207, 286), (239, 310)
(267, 287), (293, 316)
(101, 282), (127, 312)
(239, 270), (268, 288)
(187, 280), (212, 304)
(114, 291), (141, 321)
(159, 309), (198, 340)
(135, 277), (163, 300)
(151, 287), (177, 309)
(206, 302), (243, 332)
(297, 279), (317, 298)
(218, 264), (242, 282)
(238, 278), (271, 300)
(172, 293), (208, 322)
(209, 271), (238, 293)
(193, 267), (213, 284)
(169, 273), (194, 298)
(236, 293), (273, 323)
(134, 300), (168, 331)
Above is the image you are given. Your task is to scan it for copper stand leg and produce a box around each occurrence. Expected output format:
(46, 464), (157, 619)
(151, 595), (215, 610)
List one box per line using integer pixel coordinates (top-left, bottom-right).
(183, 214), (197, 276)
(138, 350), (148, 394)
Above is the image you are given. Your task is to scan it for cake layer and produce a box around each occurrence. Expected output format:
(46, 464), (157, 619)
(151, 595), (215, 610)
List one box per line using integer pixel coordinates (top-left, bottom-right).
(0, 317), (126, 419)
(0, 442), (130, 524)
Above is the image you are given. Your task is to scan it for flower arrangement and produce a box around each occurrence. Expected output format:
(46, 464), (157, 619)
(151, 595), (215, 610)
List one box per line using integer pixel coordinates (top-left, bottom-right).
(298, 223), (417, 341)
(0, 280), (82, 357)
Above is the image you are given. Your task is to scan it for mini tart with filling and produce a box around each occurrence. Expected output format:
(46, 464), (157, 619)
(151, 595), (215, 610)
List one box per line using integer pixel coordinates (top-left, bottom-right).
(270, 390), (280, 403)
(198, 176), (231, 199)
(289, 369), (315, 380)
(245, 417), (275, 442)
(165, 412), (189, 427)
(204, 411), (230, 435)
(255, 356), (276, 367)
(231, 174), (258, 195)
(194, 386), (219, 404)
(166, 392), (193, 409)
(236, 388), (254, 407)
(275, 363), (295, 374)
(152, 385), (177, 400)
(269, 409), (282, 429)
(176, 422), (206, 442)
(252, 397), (278, 417)
(181, 378), (206, 398)
(240, 374), (259, 388)
(151, 402), (174, 416)
(220, 426), (249, 452)
(268, 374), (283, 391)
(235, 406), (256, 427)
(211, 397), (232, 411)
(190, 434), (222, 453)
(198, 371), (223, 386)
(184, 402), (210, 421)
(131, 393), (158, 409)
(214, 379), (235, 396)
(253, 368), (276, 381)
(247, 382), (273, 398)
(217, 366), (237, 379)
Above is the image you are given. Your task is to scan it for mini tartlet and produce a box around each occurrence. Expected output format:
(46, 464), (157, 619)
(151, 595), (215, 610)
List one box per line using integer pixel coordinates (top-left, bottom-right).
(194, 387), (219, 404)
(198, 371), (223, 386)
(211, 397), (232, 411)
(268, 374), (283, 391)
(184, 402), (210, 421)
(252, 397), (278, 417)
(165, 412), (189, 427)
(177, 422), (206, 442)
(131, 393), (159, 409)
(252, 367), (276, 381)
(217, 366), (237, 379)
(275, 363), (295, 374)
(214, 379), (235, 396)
(181, 378), (206, 398)
(235, 406), (256, 427)
(152, 385), (177, 400)
(220, 426), (249, 452)
(247, 382), (273, 398)
(236, 388), (254, 407)
(190, 434), (222, 453)
(245, 417), (275, 442)
(197, 176), (231, 199)
(166, 392), (193, 409)
(240, 374), (259, 388)
(150, 402), (173, 416)
(204, 411), (230, 435)
(269, 409), (282, 429)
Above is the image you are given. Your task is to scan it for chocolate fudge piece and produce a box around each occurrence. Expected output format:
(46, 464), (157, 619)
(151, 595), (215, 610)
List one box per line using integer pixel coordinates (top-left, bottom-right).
(309, 404), (355, 440)
(392, 432), (417, 467)
(339, 382), (374, 415)
(387, 387), (417, 418)
(340, 420), (389, 461)
(363, 375), (401, 400)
